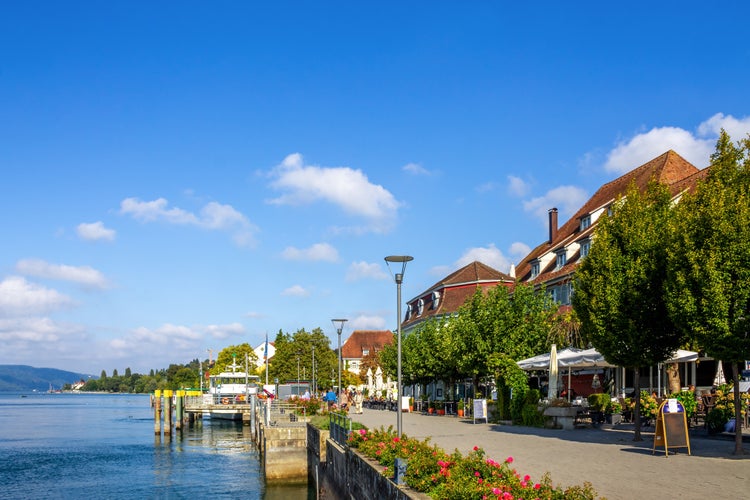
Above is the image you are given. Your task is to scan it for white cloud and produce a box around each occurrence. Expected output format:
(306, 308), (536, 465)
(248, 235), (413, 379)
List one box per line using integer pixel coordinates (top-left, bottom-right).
(203, 322), (246, 340)
(348, 314), (388, 331)
(454, 244), (512, 273)
(507, 175), (530, 197)
(0, 276), (76, 316)
(346, 261), (389, 282)
(508, 242), (531, 261)
(402, 162), (430, 176)
(16, 259), (109, 289)
(120, 197), (257, 247)
(523, 185), (589, 227)
(0, 316), (80, 343)
(76, 221), (115, 242)
(267, 153), (401, 233)
(603, 113), (750, 174)
(244, 311), (264, 319)
(281, 243), (339, 262)
(281, 284), (310, 297)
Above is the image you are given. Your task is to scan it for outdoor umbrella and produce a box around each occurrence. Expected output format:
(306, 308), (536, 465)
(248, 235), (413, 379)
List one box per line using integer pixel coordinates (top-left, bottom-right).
(548, 344), (558, 399)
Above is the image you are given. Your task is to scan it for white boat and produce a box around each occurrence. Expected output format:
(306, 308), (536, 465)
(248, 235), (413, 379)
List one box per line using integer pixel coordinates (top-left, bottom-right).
(204, 359), (260, 420)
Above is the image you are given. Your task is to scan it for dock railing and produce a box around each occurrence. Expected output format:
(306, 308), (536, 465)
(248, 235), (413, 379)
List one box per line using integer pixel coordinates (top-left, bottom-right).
(263, 399), (308, 428)
(329, 411), (352, 446)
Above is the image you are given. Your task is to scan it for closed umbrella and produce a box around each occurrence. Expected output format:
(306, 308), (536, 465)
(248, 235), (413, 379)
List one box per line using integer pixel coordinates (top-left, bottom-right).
(548, 344), (558, 399)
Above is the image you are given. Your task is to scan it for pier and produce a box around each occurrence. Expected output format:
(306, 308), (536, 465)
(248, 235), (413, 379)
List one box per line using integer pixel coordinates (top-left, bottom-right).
(152, 390), (310, 483)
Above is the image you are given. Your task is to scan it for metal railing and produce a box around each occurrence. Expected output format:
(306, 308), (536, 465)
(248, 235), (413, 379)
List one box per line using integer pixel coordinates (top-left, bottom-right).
(263, 399), (307, 427)
(329, 411), (352, 446)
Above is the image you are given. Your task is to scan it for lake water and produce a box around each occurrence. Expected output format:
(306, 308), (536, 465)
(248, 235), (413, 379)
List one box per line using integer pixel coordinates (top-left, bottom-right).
(0, 392), (311, 499)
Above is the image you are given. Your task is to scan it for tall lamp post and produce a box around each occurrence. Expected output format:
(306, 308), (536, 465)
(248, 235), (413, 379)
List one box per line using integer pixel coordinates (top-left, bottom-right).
(331, 318), (348, 400)
(311, 345), (316, 395)
(385, 255), (413, 438)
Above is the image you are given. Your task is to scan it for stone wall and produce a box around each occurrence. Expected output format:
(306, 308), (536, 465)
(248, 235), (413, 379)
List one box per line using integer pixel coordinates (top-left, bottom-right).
(317, 426), (427, 500)
(262, 426), (308, 482)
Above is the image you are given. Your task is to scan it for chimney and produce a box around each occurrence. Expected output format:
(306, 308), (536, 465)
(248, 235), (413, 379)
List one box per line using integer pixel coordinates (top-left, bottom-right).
(548, 208), (558, 244)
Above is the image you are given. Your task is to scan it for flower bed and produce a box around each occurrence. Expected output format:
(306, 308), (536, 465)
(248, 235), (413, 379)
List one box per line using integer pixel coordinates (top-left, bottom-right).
(347, 426), (599, 499)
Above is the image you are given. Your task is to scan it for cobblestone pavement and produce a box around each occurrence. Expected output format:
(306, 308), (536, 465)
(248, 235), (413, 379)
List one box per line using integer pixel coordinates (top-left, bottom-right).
(349, 409), (749, 499)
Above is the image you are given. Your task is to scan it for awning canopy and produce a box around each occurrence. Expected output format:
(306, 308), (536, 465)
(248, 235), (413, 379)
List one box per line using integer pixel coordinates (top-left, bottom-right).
(517, 347), (699, 371)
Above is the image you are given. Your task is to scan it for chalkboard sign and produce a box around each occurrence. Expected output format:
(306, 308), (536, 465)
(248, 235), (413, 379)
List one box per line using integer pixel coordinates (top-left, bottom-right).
(652, 399), (691, 457)
(473, 399), (488, 424)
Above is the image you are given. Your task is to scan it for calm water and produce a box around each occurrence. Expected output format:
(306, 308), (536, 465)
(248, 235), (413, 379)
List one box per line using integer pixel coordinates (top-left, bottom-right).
(0, 392), (311, 499)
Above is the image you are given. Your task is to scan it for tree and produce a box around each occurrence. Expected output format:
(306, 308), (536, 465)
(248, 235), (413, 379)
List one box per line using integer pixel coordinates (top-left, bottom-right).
(667, 130), (750, 454)
(268, 328), (337, 390)
(573, 180), (685, 441)
(211, 343), (258, 375)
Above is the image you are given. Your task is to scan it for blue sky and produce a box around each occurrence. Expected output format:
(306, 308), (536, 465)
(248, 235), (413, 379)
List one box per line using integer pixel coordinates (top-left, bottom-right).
(2, 2), (749, 375)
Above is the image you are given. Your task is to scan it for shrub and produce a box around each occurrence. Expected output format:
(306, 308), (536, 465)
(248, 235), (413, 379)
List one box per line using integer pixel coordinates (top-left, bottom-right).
(587, 393), (609, 412)
(348, 426), (600, 499)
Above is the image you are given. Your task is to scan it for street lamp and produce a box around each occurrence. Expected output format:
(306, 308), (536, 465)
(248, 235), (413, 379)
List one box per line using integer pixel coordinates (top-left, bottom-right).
(331, 318), (348, 401)
(312, 345), (316, 395)
(385, 255), (413, 438)
(296, 350), (301, 393)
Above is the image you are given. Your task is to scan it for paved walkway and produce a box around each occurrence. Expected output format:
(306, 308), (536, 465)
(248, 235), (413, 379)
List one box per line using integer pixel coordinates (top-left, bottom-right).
(349, 409), (749, 499)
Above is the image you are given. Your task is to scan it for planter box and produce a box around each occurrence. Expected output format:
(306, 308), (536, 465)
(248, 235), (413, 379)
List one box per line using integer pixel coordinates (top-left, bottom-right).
(606, 413), (622, 425)
(543, 406), (579, 430)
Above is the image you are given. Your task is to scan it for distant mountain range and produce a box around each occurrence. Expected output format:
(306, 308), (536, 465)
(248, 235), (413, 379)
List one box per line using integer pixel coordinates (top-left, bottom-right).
(0, 365), (95, 392)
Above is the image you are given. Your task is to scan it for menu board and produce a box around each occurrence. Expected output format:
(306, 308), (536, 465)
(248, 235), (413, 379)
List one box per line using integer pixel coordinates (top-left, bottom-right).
(473, 398), (488, 424)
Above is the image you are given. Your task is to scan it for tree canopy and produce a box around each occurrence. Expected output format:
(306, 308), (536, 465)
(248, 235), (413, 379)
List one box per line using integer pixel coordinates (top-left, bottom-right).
(667, 130), (750, 453)
(573, 180), (685, 440)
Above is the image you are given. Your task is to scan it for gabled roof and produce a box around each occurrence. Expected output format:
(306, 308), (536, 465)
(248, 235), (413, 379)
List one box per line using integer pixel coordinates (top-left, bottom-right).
(341, 330), (393, 359)
(516, 150), (701, 284)
(402, 261), (513, 330)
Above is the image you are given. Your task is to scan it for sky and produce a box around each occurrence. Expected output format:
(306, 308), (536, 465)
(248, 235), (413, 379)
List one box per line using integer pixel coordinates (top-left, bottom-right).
(2, 2), (750, 375)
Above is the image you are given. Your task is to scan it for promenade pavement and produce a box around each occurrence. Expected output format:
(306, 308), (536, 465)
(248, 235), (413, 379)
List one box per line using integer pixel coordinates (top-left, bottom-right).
(349, 409), (749, 500)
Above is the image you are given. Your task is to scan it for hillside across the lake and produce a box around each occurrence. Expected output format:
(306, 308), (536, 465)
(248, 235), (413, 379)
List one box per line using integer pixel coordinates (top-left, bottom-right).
(0, 365), (94, 392)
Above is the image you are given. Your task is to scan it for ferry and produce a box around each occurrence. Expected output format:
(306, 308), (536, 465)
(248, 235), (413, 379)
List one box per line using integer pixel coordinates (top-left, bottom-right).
(204, 359), (260, 420)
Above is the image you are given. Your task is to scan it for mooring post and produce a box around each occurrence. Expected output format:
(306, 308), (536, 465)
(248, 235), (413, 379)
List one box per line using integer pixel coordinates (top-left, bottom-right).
(175, 390), (183, 431)
(154, 390), (162, 435)
(163, 390), (173, 436)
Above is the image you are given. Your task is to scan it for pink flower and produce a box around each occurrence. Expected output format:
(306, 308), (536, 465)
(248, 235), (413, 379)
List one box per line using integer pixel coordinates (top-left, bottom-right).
(505, 456), (514, 464)
(524, 475), (530, 482)
(393, 437), (400, 443)
(534, 483), (541, 490)
(492, 488), (502, 495)
(475, 471), (481, 477)
(473, 445), (479, 451)
(359, 429), (366, 436)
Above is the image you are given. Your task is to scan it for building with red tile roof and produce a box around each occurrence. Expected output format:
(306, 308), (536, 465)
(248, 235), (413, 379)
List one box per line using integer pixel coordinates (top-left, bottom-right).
(402, 261), (514, 335)
(514, 150), (705, 306)
(341, 330), (393, 375)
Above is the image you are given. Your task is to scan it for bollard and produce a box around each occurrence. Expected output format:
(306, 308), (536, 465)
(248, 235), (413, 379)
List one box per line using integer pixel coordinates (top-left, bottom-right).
(175, 390), (183, 431)
(163, 390), (173, 436)
(154, 390), (162, 435)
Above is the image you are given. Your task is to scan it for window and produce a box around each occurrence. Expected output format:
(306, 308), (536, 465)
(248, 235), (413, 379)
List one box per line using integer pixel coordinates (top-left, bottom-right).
(531, 261), (540, 279)
(555, 250), (566, 269)
(580, 215), (591, 231)
(362, 349), (369, 356)
(580, 239), (591, 258)
(405, 305), (412, 321)
(417, 298), (425, 316)
(431, 291), (441, 309)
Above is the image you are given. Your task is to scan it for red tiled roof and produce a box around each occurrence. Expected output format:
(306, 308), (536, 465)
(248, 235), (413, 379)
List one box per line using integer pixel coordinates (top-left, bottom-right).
(402, 261), (513, 330)
(516, 150), (701, 284)
(341, 330), (393, 359)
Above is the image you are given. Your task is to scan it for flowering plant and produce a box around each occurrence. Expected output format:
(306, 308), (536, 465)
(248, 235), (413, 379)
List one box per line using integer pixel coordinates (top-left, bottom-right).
(631, 391), (658, 420)
(705, 384), (750, 433)
(348, 426), (599, 499)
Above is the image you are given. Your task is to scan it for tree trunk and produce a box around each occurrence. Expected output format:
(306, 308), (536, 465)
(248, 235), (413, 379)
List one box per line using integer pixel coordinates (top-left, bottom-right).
(666, 363), (681, 395)
(730, 361), (745, 455)
(633, 367), (642, 441)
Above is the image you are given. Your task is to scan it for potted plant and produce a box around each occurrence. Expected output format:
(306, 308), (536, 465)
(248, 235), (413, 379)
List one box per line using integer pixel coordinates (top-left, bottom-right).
(587, 393), (609, 425)
(408, 396), (414, 413)
(605, 399), (622, 425)
(428, 400), (435, 414)
(436, 400), (445, 416)
(457, 399), (465, 417)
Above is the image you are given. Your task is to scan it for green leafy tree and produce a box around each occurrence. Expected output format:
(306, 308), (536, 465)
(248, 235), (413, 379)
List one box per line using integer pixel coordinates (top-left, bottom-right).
(269, 328), (337, 390)
(211, 343), (258, 375)
(573, 180), (685, 441)
(667, 130), (750, 454)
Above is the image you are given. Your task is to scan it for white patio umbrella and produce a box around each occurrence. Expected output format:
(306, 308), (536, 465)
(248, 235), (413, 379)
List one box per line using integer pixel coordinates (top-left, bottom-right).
(375, 367), (384, 397)
(548, 344), (558, 399)
(714, 362), (726, 386)
(366, 367), (374, 394)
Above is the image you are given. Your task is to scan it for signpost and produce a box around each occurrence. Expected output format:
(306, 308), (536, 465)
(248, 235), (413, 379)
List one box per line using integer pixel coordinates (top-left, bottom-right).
(473, 398), (488, 424)
(652, 399), (691, 457)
